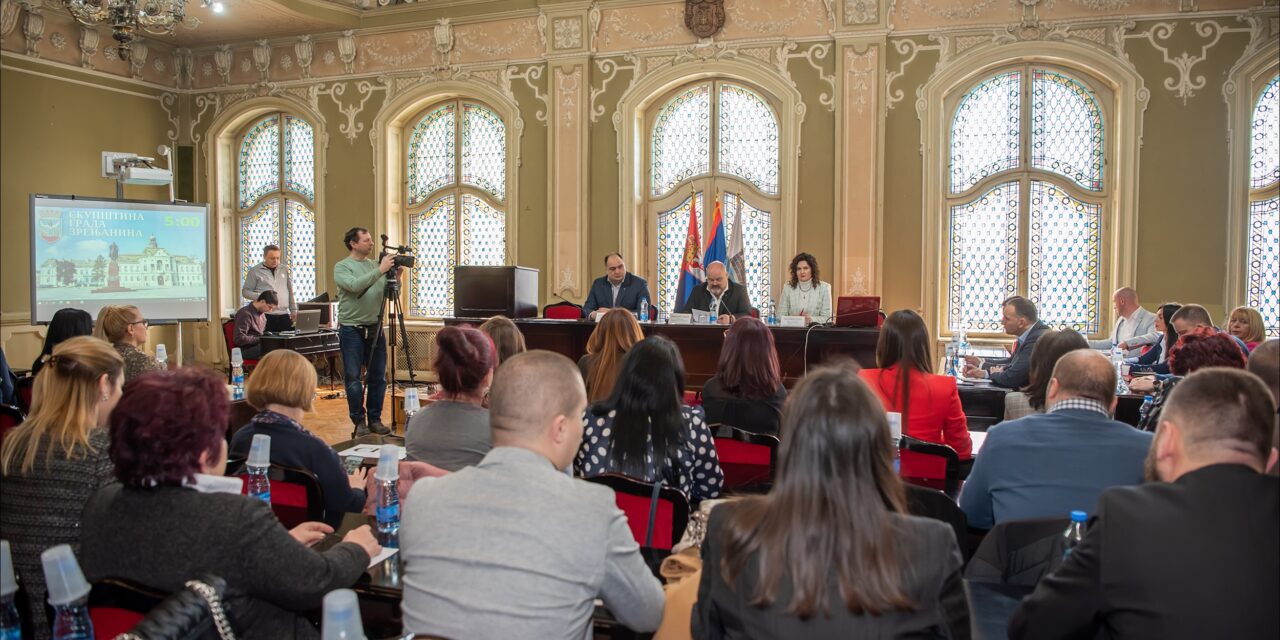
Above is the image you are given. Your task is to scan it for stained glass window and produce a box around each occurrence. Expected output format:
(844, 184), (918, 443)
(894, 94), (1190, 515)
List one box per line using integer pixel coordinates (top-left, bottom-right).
(718, 84), (779, 195)
(722, 192), (773, 309)
(405, 99), (508, 317)
(651, 84), (711, 197)
(946, 67), (1107, 336)
(948, 182), (1020, 334)
(951, 71), (1020, 194)
(656, 193), (703, 314)
(1028, 182), (1101, 333)
(236, 113), (318, 306)
(1246, 75), (1280, 337)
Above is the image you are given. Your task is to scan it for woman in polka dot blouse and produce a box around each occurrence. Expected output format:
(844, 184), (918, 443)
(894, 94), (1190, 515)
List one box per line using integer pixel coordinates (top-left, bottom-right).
(575, 335), (724, 501)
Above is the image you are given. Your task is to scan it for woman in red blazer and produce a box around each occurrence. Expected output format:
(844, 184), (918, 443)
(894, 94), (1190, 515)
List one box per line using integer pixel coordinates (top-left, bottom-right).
(858, 310), (973, 478)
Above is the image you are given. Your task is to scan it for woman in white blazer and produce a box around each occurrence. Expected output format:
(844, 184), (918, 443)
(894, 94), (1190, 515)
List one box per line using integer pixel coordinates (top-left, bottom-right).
(776, 252), (832, 324)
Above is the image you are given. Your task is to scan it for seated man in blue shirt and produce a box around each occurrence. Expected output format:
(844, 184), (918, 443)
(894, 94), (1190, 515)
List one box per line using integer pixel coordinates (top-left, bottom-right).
(583, 252), (651, 320)
(960, 349), (1153, 529)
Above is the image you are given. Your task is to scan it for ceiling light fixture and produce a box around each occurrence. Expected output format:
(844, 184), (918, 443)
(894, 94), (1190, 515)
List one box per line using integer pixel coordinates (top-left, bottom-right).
(61, 0), (217, 60)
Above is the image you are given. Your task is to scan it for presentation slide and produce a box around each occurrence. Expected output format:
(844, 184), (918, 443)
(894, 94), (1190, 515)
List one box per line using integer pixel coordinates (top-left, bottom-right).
(30, 195), (211, 324)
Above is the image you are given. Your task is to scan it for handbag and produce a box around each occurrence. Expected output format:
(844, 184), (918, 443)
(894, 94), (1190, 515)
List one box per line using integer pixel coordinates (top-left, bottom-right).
(114, 575), (236, 640)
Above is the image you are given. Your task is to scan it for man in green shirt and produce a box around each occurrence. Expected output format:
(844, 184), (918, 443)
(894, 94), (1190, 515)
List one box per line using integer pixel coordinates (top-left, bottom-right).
(335, 227), (401, 436)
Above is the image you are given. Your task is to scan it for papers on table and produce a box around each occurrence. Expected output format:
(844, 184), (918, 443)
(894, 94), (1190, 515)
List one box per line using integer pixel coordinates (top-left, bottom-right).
(970, 431), (987, 456)
(961, 377), (993, 385)
(779, 315), (806, 327)
(337, 443), (408, 460)
(367, 546), (398, 568)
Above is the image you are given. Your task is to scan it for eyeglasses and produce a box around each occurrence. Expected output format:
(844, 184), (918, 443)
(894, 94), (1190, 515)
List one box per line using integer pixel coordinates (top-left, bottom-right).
(129, 319), (149, 327)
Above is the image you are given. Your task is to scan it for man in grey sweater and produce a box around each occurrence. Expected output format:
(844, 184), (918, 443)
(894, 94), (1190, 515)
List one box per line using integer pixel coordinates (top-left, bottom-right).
(241, 244), (296, 332)
(400, 351), (665, 639)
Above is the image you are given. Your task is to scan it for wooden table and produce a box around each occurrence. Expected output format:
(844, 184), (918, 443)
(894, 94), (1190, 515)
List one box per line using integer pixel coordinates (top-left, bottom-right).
(957, 384), (1148, 430)
(446, 317), (880, 389)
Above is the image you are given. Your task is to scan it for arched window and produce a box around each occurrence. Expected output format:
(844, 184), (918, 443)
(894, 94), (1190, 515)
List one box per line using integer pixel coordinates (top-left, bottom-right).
(1246, 75), (1279, 337)
(235, 113), (317, 302)
(648, 80), (779, 313)
(404, 100), (507, 318)
(945, 67), (1107, 334)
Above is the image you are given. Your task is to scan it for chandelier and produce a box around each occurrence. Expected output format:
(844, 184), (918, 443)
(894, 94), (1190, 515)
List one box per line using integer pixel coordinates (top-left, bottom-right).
(61, 0), (208, 59)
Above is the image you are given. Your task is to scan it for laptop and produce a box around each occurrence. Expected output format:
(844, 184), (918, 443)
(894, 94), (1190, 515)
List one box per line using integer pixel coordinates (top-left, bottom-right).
(293, 309), (321, 334)
(834, 296), (882, 327)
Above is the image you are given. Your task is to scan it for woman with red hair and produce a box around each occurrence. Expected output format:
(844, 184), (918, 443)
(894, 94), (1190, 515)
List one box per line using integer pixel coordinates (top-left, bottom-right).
(1137, 326), (1249, 432)
(702, 317), (787, 436)
(405, 326), (497, 471)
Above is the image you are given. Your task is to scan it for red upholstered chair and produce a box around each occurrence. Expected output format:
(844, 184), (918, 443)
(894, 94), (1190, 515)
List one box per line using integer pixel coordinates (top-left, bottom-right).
(221, 319), (259, 382)
(14, 375), (34, 415)
(899, 435), (962, 499)
(0, 404), (25, 446)
(712, 424), (779, 493)
(88, 578), (166, 639)
(585, 473), (690, 551)
(227, 461), (326, 528)
(544, 301), (584, 319)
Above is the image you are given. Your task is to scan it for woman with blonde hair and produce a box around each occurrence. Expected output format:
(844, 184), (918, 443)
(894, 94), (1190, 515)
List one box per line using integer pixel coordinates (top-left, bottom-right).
(99, 304), (163, 382)
(579, 308), (645, 403)
(0, 336), (124, 639)
(1227, 306), (1267, 351)
(230, 349), (368, 527)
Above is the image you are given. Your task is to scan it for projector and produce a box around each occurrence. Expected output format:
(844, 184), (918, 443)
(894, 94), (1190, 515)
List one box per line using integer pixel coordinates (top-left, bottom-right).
(120, 166), (173, 185)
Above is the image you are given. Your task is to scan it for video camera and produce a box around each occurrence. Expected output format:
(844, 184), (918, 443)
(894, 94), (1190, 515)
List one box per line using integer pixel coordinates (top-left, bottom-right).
(379, 234), (417, 270)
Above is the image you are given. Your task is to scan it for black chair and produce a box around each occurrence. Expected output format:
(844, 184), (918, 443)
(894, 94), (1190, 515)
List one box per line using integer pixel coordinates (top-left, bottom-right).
(965, 516), (1071, 587)
(583, 473), (690, 551)
(226, 460), (326, 528)
(712, 423), (780, 494)
(899, 435), (962, 498)
(905, 484), (970, 560)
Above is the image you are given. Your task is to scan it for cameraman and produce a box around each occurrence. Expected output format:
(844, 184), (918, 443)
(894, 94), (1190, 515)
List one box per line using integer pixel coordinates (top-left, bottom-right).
(334, 227), (403, 436)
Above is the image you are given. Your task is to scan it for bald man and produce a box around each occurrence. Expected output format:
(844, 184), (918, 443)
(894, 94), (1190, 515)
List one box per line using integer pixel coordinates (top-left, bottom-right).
(1012, 368), (1279, 640)
(960, 350), (1153, 529)
(678, 260), (753, 324)
(399, 351), (664, 640)
(1088, 287), (1155, 357)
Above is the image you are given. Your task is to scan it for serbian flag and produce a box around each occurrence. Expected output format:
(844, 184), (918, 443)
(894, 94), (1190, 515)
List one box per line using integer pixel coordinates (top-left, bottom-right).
(703, 194), (727, 274)
(726, 194), (746, 284)
(674, 195), (704, 307)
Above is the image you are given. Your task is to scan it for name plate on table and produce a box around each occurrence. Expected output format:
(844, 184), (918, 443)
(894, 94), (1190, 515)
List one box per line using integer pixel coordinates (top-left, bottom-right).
(669, 313), (692, 325)
(780, 315), (806, 327)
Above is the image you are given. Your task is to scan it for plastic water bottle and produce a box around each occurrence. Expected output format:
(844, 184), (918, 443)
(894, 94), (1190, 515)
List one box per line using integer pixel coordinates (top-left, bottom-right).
(708, 298), (720, 325)
(766, 299), (776, 326)
(1138, 395), (1154, 423)
(944, 339), (957, 378)
(638, 296), (649, 322)
(246, 434), (271, 504)
(1, 541), (20, 640)
(155, 343), (167, 369)
(322, 589), (366, 640)
(955, 331), (969, 380)
(886, 412), (903, 474)
(375, 445), (400, 548)
(1063, 510), (1087, 559)
(41, 545), (93, 640)
(230, 347), (245, 401)
(403, 387), (420, 420)
(1111, 347), (1130, 395)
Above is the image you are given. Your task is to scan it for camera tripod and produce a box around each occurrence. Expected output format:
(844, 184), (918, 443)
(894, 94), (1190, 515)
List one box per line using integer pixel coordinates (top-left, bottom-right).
(352, 266), (418, 439)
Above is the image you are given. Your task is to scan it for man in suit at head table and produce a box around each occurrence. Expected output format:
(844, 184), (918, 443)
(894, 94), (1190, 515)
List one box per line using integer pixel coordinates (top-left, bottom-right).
(1009, 367), (1279, 640)
(963, 295), (1049, 389)
(582, 252), (651, 321)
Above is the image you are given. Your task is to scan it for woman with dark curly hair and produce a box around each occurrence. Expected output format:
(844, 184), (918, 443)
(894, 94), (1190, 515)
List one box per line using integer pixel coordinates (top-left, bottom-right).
(776, 252), (832, 324)
(79, 367), (381, 639)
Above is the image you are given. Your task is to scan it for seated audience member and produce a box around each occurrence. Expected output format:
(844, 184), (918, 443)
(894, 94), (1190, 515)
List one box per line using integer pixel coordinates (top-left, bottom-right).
(91, 304), (114, 340)
(1248, 340), (1280, 475)
(400, 351), (664, 639)
(30, 307), (93, 377)
(679, 261), (752, 324)
(579, 308), (644, 403)
(1086, 287), (1155, 357)
(1137, 327), (1249, 432)
(693, 363), (969, 638)
(1004, 329), (1090, 420)
(1169, 304), (1250, 357)
(703, 317), (787, 436)
(1227, 305), (1266, 351)
(0, 337), (123, 639)
(858, 310), (972, 466)
(960, 350), (1152, 529)
(230, 349), (367, 527)
(1011, 368), (1279, 640)
(583, 252), (652, 319)
(233, 290), (278, 360)
(99, 304), (163, 382)
(405, 326), (496, 471)
(963, 295), (1049, 389)
(80, 368), (380, 640)
(776, 252), (832, 323)
(478, 315), (526, 366)
(1124, 302), (1181, 375)
(576, 335), (724, 500)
